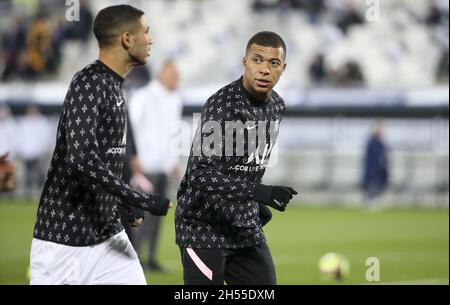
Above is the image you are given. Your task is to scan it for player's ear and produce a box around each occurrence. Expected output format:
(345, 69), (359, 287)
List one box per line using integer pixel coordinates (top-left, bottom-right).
(121, 32), (134, 50)
(242, 57), (247, 67)
(282, 62), (287, 72)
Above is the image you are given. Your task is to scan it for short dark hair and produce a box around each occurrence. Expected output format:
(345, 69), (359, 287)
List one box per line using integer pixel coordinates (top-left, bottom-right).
(93, 5), (144, 48)
(245, 31), (287, 60)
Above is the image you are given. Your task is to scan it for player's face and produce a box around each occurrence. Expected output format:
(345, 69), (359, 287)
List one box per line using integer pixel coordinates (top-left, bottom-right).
(128, 16), (153, 65)
(242, 44), (286, 99)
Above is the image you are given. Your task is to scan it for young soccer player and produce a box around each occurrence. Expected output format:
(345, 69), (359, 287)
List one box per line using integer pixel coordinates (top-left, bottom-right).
(175, 31), (298, 285)
(30, 5), (172, 285)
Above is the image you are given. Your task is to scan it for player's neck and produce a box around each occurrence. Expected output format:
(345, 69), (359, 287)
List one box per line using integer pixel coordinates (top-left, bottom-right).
(98, 50), (133, 79)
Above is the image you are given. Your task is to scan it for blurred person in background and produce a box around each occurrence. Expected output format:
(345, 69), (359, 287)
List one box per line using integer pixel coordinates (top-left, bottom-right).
(252, 0), (279, 12)
(0, 105), (17, 194)
(308, 52), (328, 85)
(118, 116), (153, 246)
(0, 152), (16, 193)
(129, 60), (183, 272)
(334, 60), (365, 87)
(24, 13), (53, 78)
(0, 104), (17, 159)
(327, 59), (365, 87)
(1, 15), (27, 82)
(296, 0), (325, 24)
(362, 120), (389, 209)
(423, 0), (449, 84)
(336, 2), (364, 35)
(16, 105), (52, 199)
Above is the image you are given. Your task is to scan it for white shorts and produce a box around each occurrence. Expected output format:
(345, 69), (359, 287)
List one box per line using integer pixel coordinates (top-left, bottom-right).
(30, 230), (147, 285)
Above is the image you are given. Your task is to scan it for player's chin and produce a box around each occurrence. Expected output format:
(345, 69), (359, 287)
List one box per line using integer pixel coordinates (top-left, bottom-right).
(135, 57), (148, 66)
(132, 53), (149, 66)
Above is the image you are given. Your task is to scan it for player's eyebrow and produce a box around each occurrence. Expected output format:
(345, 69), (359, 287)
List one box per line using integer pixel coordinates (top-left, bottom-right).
(252, 53), (282, 62)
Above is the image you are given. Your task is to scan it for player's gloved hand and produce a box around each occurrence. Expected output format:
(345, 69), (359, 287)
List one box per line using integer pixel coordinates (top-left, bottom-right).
(254, 184), (298, 212)
(148, 194), (173, 216)
(258, 202), (272, 226)
(127, 206), (145, 227)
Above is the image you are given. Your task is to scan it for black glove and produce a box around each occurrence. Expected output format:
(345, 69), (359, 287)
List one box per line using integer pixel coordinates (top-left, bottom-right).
(149, 194), (171, 216)
(258, 202), (272, 226)
(127, 206), (145, 227)
(254, 184), (298, 211)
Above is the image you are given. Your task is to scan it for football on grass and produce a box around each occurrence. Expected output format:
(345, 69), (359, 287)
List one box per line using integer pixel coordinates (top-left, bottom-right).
(318, 252), (350, 280)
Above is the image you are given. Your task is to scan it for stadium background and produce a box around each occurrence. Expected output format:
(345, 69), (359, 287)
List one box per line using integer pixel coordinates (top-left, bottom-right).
(0, 0), (448, 284)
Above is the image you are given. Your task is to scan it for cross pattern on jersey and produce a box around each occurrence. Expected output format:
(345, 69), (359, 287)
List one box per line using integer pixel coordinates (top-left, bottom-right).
(34, 60), (168, 246)
(175, 77), (286, 249)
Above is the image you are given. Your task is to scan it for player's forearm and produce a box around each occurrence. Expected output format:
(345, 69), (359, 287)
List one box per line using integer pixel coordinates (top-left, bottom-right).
(61, 89), (169, 215)
(188, 166), (256, 201)
(67, 154), (169, 215)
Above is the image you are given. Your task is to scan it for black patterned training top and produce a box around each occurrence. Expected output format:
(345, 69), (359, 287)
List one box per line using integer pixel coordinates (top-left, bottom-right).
(33, 60), (169, 246)
(175, 77), (286, 249)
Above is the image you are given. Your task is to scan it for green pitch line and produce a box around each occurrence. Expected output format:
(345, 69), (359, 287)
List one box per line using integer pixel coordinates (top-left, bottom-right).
(0, 201), (448, 285)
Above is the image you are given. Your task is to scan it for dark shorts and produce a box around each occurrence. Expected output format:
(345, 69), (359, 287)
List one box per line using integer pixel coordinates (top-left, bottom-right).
(179, 243), (276, 285)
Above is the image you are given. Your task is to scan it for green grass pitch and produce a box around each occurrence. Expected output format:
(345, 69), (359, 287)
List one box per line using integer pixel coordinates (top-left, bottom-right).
(0, 201), (448, 285)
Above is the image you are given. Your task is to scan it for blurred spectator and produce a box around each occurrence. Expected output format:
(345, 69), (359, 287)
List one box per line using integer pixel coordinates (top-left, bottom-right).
(336, 3), (364, 35)
(330, 60), (365, 87)
(0, 152), (16, 193)
(424, 0), (449, 83)
(362, 121), (389, 209)
(23, 13), (53, 78)
(49, 15), (67, 74)
(425, 0), (443, 27)
(119, 116), (151, 246)
(344, 60), (364, 84)
(252, 0), (279, 12)
(64, 0), (93, 43)
(299, 0), (325, 23)
(278, 0), (302, 10)
(0, 104), (17, 158)
(0, 104), (17, 195)
(436, 49), (449, 82)
(16, 105), (52, 198)
(1, 15), (27, 81)
(129, 61), (183, 272)
(309, 53), (328, 84)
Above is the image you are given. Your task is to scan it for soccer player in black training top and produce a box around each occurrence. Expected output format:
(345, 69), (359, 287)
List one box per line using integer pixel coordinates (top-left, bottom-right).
(29, 5), (172, 285)
(175, 31), (298, 285)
